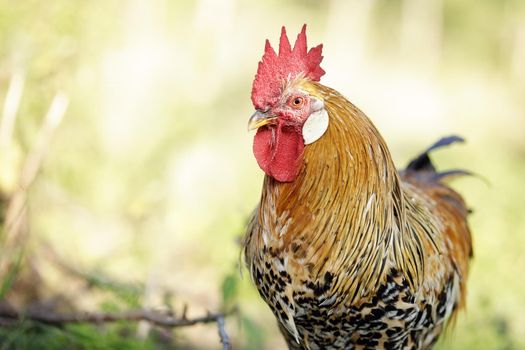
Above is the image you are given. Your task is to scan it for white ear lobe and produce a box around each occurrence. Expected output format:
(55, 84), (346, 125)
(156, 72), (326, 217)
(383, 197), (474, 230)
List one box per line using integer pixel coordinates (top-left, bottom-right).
(302, 108), (328, 145)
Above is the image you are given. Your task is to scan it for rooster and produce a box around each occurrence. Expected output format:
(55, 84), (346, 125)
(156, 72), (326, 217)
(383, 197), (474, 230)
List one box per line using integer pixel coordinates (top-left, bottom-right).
(242, 25), (473, 350)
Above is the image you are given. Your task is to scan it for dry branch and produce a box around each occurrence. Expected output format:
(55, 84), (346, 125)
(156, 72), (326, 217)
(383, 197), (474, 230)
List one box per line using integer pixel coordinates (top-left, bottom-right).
(0, 306), (223, 327)
(0, 305), (233, 349)
(0, 70), (24, 148)
(0, 89), (68, 282)
(216, 313), (232, 350)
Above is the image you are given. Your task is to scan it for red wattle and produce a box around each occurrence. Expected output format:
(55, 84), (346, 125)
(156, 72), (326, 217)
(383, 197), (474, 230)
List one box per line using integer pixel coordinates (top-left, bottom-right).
(253, 125), (304, 182)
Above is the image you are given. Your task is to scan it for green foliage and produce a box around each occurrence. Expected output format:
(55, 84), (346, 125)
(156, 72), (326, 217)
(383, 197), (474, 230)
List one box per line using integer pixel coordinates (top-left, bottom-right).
(0, 249), (23, 300)
(0, 321), (161, 350)
(238, 316), (266, 350)
(221, 271), (239, 310)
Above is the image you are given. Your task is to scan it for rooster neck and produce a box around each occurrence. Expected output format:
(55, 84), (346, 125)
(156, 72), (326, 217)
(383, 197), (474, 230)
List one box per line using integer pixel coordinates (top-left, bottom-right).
(261, 83), (403, 240)
(257, 83), (424, 302)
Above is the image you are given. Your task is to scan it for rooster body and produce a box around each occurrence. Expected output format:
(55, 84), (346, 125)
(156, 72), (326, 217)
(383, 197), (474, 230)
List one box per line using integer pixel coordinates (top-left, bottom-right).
(243, 26), (472, 350)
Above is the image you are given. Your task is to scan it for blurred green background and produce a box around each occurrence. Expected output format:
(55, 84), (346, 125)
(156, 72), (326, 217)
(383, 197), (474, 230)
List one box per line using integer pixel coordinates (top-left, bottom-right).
(0, 0), (524, 349)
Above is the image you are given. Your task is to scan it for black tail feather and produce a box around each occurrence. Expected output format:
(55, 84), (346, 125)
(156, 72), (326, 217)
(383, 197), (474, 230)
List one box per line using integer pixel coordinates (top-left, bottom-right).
(432, 169), (474, 182)
(406, 135), (465, 173)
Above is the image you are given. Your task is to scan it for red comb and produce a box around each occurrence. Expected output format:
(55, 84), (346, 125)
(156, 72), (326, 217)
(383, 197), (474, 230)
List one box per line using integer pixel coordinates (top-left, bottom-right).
(251, 25), (325, 110)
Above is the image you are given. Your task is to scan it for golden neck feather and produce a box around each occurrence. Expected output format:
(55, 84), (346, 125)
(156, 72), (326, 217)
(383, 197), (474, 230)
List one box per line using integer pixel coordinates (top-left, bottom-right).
(258, 82), (426, 301)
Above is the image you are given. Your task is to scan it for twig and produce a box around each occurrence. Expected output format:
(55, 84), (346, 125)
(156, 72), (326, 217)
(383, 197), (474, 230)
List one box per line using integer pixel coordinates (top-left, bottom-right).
(0, 306), (234, 347)
(18, 91), (68, 190)
(216, 313), (232, 350)
(0, 70), (24, 149)
(0, 317), (19, 327)
(181, 303), (188, 320)
(0, 306), (232, 329)
(2, 91), (68, 246)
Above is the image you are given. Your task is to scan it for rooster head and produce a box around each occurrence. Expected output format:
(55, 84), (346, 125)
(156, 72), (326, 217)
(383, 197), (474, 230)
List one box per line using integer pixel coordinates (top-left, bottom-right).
(249, 25), (327, 183)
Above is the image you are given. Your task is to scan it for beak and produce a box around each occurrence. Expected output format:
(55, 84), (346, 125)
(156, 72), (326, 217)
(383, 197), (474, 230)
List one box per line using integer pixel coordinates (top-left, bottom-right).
(248, 110), (277, 131)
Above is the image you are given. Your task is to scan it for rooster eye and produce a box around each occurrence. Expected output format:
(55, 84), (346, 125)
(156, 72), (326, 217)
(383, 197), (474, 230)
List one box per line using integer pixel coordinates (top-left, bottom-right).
(290, 96), (305, 109)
